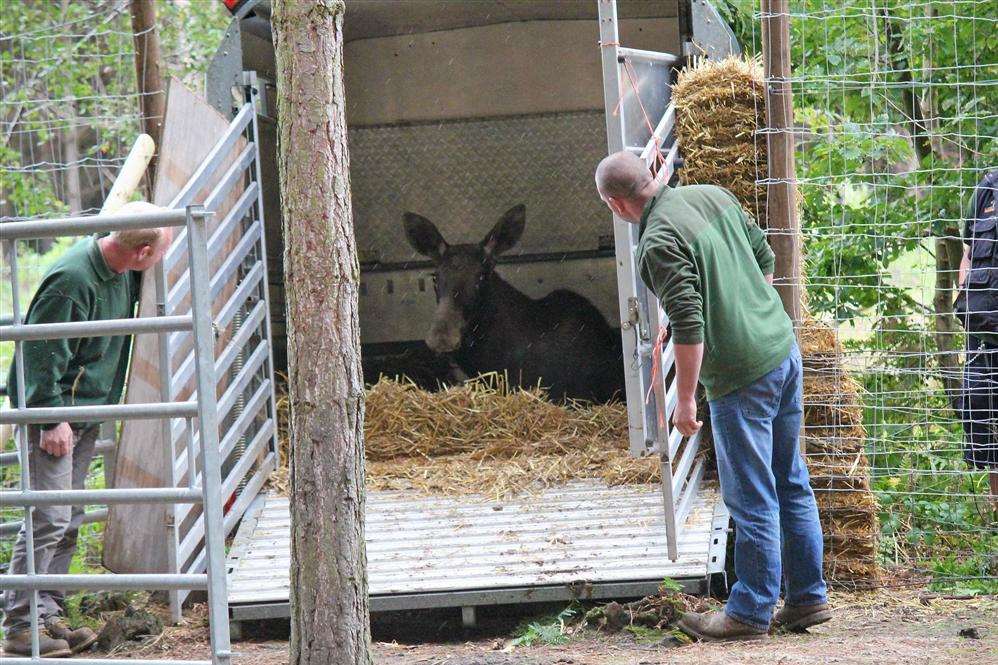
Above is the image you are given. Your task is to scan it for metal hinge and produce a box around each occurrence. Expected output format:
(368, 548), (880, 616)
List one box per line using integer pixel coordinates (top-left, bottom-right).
(621, 297), (650, 342)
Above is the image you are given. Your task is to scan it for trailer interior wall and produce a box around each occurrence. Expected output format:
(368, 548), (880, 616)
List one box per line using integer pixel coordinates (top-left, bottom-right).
(223, 3), (679, 372)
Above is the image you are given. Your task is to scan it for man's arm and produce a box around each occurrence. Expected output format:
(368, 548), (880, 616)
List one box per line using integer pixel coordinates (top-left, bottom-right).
(20, 296), (85, 456)
(638, 240), (705, 436)
(673, 342), (704, 436)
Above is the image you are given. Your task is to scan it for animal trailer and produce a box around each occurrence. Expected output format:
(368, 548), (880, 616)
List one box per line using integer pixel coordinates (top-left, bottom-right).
(126, 0), (742, 628)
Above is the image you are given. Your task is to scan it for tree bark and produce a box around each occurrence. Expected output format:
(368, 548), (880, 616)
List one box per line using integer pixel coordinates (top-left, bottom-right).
(272, 2), (372, 664)
(933, 237), (964, 403)
(760, 0), (803, 325)
(63, 104), (82, 215)
(129, 0), (165, 191)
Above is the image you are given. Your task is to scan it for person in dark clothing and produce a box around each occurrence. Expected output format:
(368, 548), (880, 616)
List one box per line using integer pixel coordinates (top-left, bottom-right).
(2, 214), (171, 658)
(956, 171), (997, 505)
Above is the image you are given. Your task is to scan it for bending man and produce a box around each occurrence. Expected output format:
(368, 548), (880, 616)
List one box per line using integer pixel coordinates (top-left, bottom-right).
(595, 151), (828, 641)
(3, 206), (171, 658)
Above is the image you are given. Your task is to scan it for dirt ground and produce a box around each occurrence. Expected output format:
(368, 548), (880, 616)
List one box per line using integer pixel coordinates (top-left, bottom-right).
(101, 590), (994, 664)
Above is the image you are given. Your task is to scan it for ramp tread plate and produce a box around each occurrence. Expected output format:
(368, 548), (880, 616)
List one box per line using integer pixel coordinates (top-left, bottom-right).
(227, 480), (718, 606)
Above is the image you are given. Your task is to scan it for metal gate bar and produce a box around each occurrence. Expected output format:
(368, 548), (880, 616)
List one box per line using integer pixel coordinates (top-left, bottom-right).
(1, 207), (231, 664)
(598, 0), (707, 561)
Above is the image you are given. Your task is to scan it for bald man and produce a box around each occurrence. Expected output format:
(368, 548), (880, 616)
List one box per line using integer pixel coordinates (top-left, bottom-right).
(595, 151), (829, 642)
(3, 210), (172, 657)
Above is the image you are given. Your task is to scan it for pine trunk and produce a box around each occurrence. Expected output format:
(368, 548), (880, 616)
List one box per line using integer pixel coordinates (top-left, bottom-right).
(272, 1), (372, 664)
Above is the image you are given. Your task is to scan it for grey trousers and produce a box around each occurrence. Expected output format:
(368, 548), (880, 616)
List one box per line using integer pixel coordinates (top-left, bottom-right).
(2, 425), (99, 632)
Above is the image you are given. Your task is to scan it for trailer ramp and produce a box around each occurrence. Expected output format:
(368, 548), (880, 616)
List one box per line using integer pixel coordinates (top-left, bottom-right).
(226, 480), (727, 623)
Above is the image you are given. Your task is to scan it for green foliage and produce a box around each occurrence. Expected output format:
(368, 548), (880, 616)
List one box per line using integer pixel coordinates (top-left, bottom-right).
(510, 604), (579, 647)
(716, 0), (997, 590)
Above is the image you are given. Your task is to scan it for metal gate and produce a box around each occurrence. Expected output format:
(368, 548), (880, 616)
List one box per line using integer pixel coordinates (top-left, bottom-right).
(598, 0), (706, 560)
(1, 207), (232, 665)
(152, 98), (279, 621)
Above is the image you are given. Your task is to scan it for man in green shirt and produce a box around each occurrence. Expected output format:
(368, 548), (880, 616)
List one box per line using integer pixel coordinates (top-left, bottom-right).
(595, 151), (828, 641)
(3, 217), (171, 657)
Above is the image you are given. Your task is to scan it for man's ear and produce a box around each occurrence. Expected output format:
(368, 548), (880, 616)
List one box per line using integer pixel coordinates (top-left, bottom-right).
(607, 196), (627, 219)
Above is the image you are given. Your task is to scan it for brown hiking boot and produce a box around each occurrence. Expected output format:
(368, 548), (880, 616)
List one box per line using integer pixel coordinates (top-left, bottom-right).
(46, 618), (99, 654)
(1, 629), (72, 658)
(773, 602), (833, 632)
(677, 610), (770, 642)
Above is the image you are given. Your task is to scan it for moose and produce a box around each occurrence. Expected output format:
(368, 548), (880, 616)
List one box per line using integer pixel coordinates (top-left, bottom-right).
(403, 204), (624, 403)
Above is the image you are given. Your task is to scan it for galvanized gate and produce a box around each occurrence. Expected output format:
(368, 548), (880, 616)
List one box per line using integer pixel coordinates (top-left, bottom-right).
(152, 99), (279, 621)
(1, 207), (233, 665)
(598, 0), (706, 560)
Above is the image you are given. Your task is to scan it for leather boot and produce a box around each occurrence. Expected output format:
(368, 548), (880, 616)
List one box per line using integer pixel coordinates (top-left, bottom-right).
(677, 610), (770, 642)
(1, 629), (72, 658)
(46, 618), (99, 654)
(773, 602), (833, 632)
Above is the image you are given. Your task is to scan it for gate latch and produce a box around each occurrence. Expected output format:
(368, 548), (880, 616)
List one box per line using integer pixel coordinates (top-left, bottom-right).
(622, 297), (650, 342)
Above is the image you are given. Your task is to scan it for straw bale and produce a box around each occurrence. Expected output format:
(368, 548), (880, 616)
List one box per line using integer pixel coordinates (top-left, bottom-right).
(673, 56), (768, 224)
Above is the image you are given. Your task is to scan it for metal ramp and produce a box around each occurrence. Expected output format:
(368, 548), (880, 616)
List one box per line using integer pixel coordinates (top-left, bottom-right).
(226, 481), (727, 623)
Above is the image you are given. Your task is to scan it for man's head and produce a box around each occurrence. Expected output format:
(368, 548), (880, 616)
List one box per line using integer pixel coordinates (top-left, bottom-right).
(103, 201), (173, 272)
(595, 150), (657, 223)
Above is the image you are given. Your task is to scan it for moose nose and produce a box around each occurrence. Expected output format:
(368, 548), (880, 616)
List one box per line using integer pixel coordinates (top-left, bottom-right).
(427, 328), (461, 354)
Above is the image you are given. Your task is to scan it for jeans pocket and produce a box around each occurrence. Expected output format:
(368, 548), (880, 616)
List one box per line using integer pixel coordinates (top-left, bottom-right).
(735, 366), (785, 420)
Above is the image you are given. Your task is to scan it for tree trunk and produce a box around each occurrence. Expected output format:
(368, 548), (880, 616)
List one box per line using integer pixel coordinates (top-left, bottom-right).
(933, 237), (964, 403)
(272, 2), (372, 664)
(63, 104), (82, 215)
(129, 0), (165, 192)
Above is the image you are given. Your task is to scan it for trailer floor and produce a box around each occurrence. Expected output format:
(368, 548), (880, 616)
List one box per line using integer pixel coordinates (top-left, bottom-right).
(226, 480), (726, 622)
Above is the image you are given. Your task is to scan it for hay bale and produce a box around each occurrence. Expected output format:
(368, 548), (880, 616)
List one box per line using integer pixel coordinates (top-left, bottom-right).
(673, 56), (768, 224)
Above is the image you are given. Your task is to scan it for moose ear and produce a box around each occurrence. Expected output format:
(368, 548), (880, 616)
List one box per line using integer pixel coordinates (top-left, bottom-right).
(482, 204), (525, 257)
(403, 212), (448, 260)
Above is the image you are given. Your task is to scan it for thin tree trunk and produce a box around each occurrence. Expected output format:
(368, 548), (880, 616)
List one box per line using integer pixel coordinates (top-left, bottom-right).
(882, 8), (964, 399)
(129, 0), (165, 192)
(63, 104), (82, 215)
(933, 237), (964, 402)
(272, 2), (372, 664)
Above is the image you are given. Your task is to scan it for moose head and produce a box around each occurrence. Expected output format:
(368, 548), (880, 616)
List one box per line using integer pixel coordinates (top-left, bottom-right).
(403, 204), (526, 353)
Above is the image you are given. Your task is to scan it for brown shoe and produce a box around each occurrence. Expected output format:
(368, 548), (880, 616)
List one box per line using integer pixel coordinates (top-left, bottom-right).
(677, 610), (770, 642)
(773, 602), (833, 632)
(1, 629), (73, 658)
(46, 618), (99, 654)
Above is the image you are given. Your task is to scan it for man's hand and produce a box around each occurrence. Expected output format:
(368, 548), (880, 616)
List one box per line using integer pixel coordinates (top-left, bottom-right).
(672, 396), (702, 437)
(40, 422), (73, 457)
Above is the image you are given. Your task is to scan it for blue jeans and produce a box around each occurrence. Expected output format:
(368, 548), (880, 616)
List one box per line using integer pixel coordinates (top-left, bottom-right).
(708, 343), (827, 629)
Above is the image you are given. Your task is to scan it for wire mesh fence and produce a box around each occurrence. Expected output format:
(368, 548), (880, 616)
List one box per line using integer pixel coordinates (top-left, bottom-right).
(738, 0), (996, 592)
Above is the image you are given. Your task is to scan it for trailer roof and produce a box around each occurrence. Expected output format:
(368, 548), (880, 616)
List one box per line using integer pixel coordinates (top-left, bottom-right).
(243, 1), (680, 42)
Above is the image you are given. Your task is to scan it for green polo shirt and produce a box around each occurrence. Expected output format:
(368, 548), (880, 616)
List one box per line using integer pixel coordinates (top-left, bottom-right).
(635, 184), (794, 400)
(7, 237), (141, 428)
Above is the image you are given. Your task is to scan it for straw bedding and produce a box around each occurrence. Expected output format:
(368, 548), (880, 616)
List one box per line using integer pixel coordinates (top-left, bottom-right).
(269, 374), (661, 501)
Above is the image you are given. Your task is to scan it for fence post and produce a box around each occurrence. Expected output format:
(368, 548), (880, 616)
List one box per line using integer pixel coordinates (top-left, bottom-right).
(761, 0), (803, 325)
(185, 205), (232, 665)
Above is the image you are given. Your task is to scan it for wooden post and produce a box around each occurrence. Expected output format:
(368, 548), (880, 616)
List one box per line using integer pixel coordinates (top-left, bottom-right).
(761, 0), (803, 324)
(273, 1), (373, 663)
(129, 0), (165, 190)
